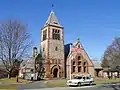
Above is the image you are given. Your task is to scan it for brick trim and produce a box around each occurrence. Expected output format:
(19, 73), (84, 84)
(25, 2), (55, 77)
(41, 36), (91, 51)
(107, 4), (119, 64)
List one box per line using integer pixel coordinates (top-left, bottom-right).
(41, 24), (64, 30)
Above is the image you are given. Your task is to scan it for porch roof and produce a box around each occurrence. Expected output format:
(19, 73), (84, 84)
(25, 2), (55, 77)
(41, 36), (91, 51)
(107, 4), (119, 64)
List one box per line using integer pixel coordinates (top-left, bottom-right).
(103, 68), (119, 72)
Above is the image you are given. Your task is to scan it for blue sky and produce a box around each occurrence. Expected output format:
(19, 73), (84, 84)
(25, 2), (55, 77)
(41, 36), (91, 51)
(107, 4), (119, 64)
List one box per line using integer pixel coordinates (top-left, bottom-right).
(0, 0), (120, 61)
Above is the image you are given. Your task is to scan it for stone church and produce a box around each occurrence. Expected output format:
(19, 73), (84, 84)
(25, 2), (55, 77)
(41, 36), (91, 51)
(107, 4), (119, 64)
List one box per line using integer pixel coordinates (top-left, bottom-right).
(40, 9), (102, 79)
(19, 9), (102, 80)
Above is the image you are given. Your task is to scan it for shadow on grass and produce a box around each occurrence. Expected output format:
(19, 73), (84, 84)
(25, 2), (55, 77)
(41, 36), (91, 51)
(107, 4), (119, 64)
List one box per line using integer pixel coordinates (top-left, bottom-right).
(29, 79), (46, 83)
(31, 78), (46, 81)
(99, 83), (120, 90)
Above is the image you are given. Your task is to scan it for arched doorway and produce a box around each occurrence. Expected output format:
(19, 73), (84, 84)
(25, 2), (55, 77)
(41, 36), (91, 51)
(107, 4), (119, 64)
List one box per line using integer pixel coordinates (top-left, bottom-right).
(53, 68), (58, 78)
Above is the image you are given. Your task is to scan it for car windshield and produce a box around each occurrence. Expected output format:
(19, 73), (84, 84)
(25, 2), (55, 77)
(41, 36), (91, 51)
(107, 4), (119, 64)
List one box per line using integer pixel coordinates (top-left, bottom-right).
(74, 76), (82, 79)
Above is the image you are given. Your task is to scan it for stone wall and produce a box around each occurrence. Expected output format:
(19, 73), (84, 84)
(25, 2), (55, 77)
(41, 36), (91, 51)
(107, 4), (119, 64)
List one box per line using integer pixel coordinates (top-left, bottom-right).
(49, 40), (64, 59)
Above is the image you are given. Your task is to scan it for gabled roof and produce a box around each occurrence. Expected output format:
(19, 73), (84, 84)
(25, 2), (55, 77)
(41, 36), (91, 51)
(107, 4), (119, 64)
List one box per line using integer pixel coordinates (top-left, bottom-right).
(65, 39), (94, 67)
(44, 10), (62, 27)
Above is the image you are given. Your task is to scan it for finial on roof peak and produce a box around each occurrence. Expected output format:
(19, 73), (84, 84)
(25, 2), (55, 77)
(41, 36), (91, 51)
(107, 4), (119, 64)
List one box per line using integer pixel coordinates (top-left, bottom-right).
(51, 4), (54, 13)
(52, 4), (54, 9)
(77, 38), (80, 42)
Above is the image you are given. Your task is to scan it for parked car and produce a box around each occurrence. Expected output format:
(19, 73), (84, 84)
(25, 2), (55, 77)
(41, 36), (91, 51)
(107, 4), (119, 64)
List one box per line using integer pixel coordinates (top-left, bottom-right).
(67, 75), (94, 86)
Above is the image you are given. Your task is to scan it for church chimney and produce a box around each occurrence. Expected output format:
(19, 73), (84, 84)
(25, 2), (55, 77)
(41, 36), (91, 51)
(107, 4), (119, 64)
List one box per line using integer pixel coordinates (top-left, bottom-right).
(33, 47), (38, 58)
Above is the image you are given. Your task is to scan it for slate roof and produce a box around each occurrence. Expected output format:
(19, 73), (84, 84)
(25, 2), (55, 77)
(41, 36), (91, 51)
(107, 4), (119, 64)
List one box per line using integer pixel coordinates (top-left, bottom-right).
(92, 60), (102, 69)
(64, 43), (72, 59)
(20, 57), (35, 69)
(44, 10), (62, 27)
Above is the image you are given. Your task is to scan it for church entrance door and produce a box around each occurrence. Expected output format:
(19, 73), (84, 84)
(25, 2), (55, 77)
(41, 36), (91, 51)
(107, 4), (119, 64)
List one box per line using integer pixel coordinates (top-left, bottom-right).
(53, 68), (58, 78)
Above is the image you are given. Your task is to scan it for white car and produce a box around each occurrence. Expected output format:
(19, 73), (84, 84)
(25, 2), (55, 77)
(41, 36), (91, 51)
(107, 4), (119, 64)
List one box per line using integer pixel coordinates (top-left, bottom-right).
(67, 75), (94, 86)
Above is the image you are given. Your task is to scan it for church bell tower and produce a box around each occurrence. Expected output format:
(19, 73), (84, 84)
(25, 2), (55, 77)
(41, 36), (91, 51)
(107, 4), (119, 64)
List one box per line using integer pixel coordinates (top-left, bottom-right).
(41, 9), (64, 79)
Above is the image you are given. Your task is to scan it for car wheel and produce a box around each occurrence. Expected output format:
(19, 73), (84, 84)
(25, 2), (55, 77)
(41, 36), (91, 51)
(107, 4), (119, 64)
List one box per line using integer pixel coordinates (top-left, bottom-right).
(78, 82), (81, 86)
(89, 81), (92, 85)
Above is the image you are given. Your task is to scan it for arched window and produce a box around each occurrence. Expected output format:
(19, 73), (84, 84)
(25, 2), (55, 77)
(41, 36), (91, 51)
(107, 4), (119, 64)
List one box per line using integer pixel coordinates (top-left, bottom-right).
(78, 61), (81, 65)
(43, 30), (47, 41)
(84, 62), (86, 66)
(55, 47), (58, 51)
(78, 66), (81, 72)
(43, 48), (45, 51)
(52, 29), (60, 40)
(73, 61), (75, 65)
(78, 56), (81, 60)
(73, 66), (75, 72)
(78, 56), (82, 72)
(78, 56), (81, 65)
(72, 61), (76, 72)
(83, 61), (87, 73)
(84, 67), (86, 72)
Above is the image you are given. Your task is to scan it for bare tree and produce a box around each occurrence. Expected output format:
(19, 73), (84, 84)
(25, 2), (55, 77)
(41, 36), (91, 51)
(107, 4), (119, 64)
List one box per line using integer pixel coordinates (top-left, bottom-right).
(101, 37), (120, 68)
(101, 37), (120, 77)
(35, 54), (45, 80)
(0, 20), (32, 79)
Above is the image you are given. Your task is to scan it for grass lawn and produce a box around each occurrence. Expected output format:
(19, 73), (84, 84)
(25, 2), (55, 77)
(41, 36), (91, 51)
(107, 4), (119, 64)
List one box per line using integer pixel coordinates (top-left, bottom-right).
(0, 77), (32, 84)
(94, 77), (120, 85)
(0, 85), (16, 89)
(47, 79), (68, 87)
(47, 78), (120, 87)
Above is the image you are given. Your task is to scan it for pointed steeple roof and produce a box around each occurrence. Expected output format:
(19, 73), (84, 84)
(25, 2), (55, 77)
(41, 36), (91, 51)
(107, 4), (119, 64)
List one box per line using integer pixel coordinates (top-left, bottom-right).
(44, 10), (62, 27)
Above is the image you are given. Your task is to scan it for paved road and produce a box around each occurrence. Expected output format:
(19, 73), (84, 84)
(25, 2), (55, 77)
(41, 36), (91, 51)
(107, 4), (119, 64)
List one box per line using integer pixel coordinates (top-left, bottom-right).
(17, 80), (120, 90)
(39, 84), (120, 90)
(18, 84), (120, 90)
